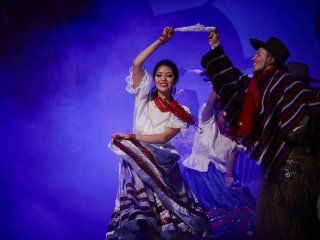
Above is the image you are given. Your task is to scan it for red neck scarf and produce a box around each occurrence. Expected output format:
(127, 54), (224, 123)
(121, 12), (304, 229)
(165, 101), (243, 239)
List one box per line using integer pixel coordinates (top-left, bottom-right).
(234, 67), (277, 139)
(153, 95), (196, 126)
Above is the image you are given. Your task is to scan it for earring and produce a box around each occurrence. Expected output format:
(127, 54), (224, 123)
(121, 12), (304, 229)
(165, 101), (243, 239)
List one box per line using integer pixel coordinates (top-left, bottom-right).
(171, 86), (177, 95)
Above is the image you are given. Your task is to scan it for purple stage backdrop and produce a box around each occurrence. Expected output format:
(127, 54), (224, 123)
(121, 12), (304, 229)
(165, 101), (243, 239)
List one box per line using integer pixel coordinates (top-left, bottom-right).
(1, 0), (319, 239)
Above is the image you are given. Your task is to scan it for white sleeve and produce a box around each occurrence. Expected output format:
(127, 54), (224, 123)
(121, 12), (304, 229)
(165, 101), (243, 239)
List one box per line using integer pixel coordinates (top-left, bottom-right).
(182, 102), (236, 172)
(198, 103), (215, 125)
(125, 67), (151, 98)
(165, 106), (190, 137)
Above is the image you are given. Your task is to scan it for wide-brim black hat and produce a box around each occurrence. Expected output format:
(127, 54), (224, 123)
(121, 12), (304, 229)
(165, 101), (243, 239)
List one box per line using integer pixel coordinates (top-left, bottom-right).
(287, 61), (319, 84)
(250, 37), (290, 72)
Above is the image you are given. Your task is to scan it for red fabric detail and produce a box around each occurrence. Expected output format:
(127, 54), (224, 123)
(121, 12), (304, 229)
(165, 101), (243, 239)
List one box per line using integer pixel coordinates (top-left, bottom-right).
(153, 95), (171, 112)
(234, 67), (277, 139)
(154, 96), (196, 126)
(224, 172), (233, 178)
(128, 134), (136, 139)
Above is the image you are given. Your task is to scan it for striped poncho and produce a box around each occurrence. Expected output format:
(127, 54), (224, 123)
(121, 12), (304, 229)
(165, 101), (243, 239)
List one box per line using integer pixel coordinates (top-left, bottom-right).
(201, 46), (320, 174)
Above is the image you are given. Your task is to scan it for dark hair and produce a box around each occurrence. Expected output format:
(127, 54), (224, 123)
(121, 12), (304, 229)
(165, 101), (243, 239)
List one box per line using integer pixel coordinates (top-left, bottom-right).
(152, 59), (179, 84)
(266, 51), (288, 72)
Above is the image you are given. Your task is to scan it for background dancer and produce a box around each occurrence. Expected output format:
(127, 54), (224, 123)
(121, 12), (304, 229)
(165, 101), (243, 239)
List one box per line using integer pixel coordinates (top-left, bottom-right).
(182, 90), (256, 239)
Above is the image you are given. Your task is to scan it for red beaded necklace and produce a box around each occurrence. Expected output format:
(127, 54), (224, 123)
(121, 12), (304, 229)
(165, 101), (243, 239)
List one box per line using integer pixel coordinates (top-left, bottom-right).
(153, 95), (195, 126)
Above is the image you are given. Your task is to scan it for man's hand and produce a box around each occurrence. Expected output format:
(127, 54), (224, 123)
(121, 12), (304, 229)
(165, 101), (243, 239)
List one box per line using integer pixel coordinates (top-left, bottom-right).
(208, 28), (220, 48)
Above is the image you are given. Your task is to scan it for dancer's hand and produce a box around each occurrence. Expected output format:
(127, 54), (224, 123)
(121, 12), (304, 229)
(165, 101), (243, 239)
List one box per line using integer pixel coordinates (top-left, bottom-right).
(208, 28), (220, 48)
(224, 172), (234, 187)
(112, 133), (136, 140)
(159, 26), (174, 44)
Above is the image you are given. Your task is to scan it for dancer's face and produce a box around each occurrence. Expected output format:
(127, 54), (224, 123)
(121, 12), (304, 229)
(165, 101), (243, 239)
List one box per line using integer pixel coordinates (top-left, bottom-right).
(252, 47), (274, 73)
(154, 65), (176, 96)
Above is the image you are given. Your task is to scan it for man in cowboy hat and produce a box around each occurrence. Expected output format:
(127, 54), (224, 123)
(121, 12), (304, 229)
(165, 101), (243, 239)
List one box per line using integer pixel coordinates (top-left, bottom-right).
(200, 29), (320, 239)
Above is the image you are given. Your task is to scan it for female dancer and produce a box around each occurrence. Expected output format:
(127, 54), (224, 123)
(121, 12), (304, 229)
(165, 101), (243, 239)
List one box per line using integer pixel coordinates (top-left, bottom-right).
(182, 90), (256, 238)
(106, 27), (209, 239)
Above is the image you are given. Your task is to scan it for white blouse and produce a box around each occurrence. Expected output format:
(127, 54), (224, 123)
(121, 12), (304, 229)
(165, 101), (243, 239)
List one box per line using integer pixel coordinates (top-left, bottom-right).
(125, 68), (189, 145)
(182, 103), (236, 173)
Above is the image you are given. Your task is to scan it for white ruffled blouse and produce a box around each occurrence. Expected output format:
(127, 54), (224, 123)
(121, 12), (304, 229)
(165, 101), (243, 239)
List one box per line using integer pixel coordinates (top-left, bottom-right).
(182, 103), (236, 173)
(125, 68), (190, 145)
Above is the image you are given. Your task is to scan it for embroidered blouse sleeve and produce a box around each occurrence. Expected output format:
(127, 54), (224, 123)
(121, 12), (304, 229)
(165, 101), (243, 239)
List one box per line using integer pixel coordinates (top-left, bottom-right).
(125, 67), (152, 100)
(165, 106), (190, 137)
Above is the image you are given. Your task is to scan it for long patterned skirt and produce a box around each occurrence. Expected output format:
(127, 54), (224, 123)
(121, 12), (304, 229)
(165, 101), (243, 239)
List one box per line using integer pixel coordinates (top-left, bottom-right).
(182, 163), (256, 238)
(106, 138), (209, 239)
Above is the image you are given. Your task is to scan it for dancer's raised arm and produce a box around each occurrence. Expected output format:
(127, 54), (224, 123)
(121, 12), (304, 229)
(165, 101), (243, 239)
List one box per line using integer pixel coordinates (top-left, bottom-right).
(201, 90), (217, 123)
(132, 26), (174, 89)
